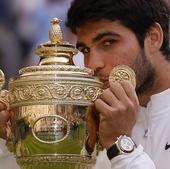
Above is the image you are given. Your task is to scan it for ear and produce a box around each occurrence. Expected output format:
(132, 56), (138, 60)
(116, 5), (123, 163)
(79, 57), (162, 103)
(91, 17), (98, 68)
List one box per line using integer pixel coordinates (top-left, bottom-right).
(144, 23), (163, 54)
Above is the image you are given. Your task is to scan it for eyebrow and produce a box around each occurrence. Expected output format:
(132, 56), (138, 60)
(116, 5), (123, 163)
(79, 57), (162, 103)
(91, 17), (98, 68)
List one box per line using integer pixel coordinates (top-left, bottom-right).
(92, 31), (120, 43)
(76, 31), (120, 49)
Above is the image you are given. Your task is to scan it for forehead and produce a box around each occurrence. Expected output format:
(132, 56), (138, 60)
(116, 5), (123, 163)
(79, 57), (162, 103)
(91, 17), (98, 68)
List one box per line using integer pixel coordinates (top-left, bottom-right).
(75, 19), (134, 41)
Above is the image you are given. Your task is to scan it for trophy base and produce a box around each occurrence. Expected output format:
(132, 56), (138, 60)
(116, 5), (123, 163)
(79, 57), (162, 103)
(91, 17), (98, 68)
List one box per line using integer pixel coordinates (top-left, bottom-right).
(17, 154), (95, 169)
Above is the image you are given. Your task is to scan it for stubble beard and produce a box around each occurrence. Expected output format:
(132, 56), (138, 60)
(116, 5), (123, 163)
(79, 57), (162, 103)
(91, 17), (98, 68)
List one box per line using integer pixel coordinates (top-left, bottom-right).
(133, 50), (156, 96)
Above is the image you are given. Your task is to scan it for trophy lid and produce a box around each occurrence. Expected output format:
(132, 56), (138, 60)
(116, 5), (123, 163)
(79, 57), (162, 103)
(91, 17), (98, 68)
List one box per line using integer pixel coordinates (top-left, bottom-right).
(20, 18), (93, 77)
(9, 18), (102, 107)
(35, 18), (77, 66)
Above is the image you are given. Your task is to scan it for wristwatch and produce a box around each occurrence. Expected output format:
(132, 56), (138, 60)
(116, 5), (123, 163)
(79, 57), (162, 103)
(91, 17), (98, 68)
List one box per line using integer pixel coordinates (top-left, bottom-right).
(107, 135), (136, 160)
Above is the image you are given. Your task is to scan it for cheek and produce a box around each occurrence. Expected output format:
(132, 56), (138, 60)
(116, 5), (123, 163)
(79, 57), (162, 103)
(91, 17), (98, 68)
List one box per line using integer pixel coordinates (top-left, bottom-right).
(102, 51), (138, 78)
(84, 57), (87, 66)
(115, 48), (138, 66)
(104, 53), (132, 68)
(102, 55), (121, 75)
(84, 55), (91, 67)
(110, 38), (140, 66)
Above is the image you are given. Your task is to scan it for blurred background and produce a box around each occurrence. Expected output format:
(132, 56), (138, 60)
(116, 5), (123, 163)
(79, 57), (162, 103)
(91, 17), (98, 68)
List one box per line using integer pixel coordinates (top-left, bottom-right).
(0, 0), (169, 88)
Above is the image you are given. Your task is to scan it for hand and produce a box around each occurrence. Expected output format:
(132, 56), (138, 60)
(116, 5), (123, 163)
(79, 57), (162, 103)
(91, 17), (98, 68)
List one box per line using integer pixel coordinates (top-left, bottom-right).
(94, 81), (139, 149)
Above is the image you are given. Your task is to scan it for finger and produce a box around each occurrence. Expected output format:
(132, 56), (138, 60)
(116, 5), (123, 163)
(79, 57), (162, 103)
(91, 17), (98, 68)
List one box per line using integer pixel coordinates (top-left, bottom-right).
(110, 81), (130, 103)
(119, 80), (139, 107)
(0, 126), (7, 139)
(0, 110), (10, 125)
(0, 102), (6, 111)
(94, 98), (115, 119)
(100, 89), (120, 107)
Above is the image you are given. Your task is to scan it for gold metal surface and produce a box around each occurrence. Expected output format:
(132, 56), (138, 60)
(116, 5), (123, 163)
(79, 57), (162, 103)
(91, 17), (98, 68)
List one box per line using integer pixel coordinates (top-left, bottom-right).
(17, 154), (95, 169)
(9, 77), (101, 107)
(0, 89), (9, 110)
(109, 65), (136, 88)
(0, 69), (9, 110)
(0, 69), (5, 90)
(8, 18), (102, 169)
(49, 18), (62, 44)
(34, 18), (77, 65)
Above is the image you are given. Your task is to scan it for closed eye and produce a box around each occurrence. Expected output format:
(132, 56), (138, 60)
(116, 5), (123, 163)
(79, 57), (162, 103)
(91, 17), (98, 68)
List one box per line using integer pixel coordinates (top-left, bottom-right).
(102, 39), (116, 46)
(77, 47), (90, 54)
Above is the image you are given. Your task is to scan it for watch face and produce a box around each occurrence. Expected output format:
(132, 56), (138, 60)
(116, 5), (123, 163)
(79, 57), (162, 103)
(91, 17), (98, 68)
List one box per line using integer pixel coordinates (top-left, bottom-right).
(118, 136), (134, 153)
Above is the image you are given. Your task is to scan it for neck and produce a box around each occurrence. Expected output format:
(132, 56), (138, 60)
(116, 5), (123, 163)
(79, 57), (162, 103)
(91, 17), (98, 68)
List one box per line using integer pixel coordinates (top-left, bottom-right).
(138, 85), (169, 107)
(138, 55), (170, 107)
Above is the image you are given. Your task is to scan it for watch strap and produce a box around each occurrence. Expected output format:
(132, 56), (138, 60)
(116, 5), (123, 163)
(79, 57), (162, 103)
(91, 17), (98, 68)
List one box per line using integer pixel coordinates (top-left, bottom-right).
(107, 143), (119, 160)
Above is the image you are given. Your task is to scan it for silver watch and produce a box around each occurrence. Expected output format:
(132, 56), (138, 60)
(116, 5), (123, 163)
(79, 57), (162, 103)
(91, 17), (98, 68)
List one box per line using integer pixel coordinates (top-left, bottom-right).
(107, 135), (136, 160)
(116, 135), (136, 153)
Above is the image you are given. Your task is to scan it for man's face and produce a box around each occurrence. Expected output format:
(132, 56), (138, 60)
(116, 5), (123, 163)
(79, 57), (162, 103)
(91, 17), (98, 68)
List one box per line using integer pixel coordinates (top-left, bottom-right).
(76, 19), (155, 92)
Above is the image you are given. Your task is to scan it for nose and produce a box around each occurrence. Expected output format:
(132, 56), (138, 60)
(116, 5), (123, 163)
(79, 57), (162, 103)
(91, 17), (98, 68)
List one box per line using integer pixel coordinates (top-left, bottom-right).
(85, 49), (104, 70)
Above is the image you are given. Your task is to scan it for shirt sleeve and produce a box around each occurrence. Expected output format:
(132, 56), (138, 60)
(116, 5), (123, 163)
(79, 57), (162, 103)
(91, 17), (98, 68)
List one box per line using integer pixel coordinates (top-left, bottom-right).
(92, 145), (156, 169)
(0, 139), (20, 169)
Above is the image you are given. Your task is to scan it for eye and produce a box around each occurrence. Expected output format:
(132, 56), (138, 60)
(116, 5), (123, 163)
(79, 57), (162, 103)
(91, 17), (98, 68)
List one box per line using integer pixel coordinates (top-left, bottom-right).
(78, 47), (90, 54)
(102, 39), (115, 46)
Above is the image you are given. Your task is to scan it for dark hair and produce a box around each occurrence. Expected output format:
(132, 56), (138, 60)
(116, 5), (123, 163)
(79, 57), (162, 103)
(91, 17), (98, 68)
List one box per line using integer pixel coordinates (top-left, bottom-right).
(66, 0), (170, 58)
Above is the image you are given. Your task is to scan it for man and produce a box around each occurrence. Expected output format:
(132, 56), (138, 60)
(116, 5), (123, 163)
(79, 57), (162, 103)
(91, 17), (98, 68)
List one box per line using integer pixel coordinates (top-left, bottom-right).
(66, 0), (170, 169)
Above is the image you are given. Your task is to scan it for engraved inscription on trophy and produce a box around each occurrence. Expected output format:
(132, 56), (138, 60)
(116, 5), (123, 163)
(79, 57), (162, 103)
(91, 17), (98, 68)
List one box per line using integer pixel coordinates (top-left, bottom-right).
(32, 115), (70, 143)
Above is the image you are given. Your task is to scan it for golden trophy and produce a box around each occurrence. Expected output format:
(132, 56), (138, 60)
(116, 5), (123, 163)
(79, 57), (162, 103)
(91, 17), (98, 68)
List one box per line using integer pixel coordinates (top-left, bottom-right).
(7, 18), (102, 169)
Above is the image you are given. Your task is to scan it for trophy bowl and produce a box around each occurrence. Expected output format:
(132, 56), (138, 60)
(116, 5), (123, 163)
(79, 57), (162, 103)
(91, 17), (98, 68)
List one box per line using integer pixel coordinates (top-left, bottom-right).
(7, 18), (102, 169)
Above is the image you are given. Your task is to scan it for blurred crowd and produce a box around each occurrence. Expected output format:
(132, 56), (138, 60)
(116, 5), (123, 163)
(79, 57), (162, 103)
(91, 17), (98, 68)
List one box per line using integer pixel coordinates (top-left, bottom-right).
(0, 0), (83, 88)
(0, 0), (169, 88)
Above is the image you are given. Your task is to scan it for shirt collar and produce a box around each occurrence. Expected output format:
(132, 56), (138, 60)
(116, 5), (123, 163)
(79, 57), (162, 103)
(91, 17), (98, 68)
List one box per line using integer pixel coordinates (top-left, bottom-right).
(139, 88), (170, 119)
